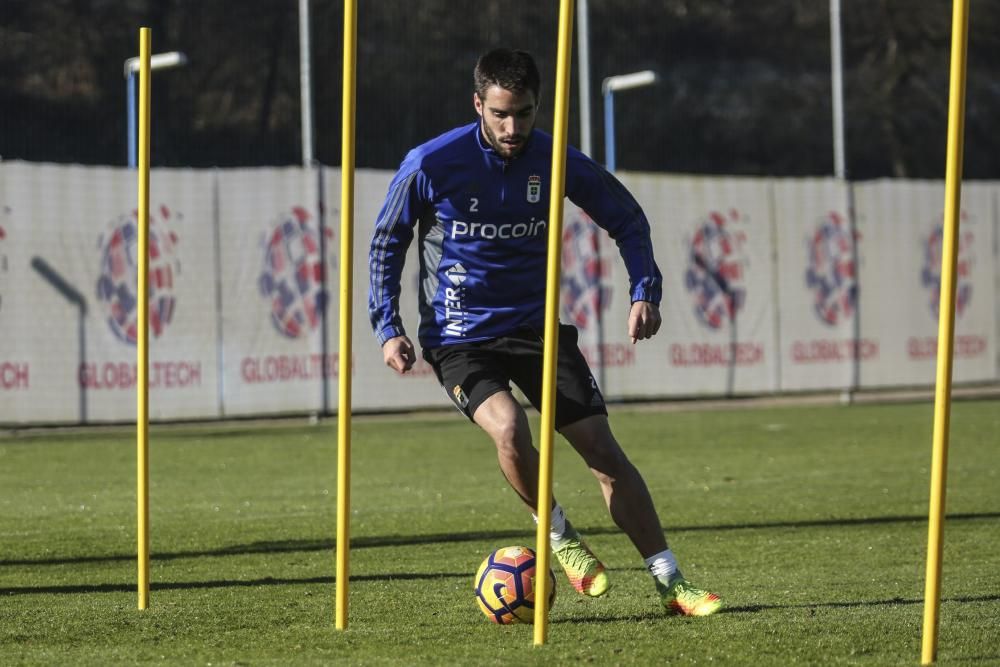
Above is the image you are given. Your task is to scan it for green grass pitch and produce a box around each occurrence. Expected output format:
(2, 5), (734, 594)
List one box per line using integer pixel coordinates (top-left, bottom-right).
(1, 399), (998, 665)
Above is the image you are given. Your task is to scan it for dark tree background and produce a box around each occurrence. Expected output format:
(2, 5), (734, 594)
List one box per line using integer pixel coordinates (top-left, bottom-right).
(1, 0), (998, 179)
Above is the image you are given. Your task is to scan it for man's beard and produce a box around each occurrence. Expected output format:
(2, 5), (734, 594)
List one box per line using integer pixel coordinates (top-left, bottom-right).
(481, 120), (529, 159)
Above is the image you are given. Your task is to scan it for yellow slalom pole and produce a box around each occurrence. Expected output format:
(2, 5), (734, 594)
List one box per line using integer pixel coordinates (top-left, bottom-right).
(534, 0), (574, 647)
(335, 0), (357, 631)
(921, 0), (969, 664)
(135, 26), (152, 611)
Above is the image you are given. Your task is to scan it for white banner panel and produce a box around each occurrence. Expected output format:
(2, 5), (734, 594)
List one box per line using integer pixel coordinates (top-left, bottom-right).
(3, 162), (997, 425)
(854, 180), (996, 386)
(993, 183), (1000, 378)
(953, 181), (997, 382)
(217, 168), (328, 416)
(0, 164), (64, 422)
(0, 162), (219, 423)
(622, 173), (779, 396)
(86, 167), (220, 420)
(772, 178), (863, 391)
(558, 204), (634, 400)
(340, 168), (457, 413)
(1, 162), (132, 422)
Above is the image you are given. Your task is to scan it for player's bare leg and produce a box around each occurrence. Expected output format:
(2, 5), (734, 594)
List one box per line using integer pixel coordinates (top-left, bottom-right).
(560, 414), (721, 615)
(472, 390), (539, 507)
(472, 391), (609, 596)
(559, 414), (667, 558)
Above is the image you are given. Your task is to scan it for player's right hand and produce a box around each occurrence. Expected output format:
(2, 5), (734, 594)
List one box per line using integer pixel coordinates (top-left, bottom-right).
(382, 335), (416, 374)
(628, 300), (661, 344)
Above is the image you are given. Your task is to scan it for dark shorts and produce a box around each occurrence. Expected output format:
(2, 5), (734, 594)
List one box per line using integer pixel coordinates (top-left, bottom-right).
(422, 324), (607, 431)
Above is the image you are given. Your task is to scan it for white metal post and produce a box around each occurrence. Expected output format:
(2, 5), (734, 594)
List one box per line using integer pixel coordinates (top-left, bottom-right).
(123, 51), (188, 168)
(299, 0), (315, 166)
(601, 70), (658, 171)
(830, 0), (847, 179)
(577, 0), (593, 157)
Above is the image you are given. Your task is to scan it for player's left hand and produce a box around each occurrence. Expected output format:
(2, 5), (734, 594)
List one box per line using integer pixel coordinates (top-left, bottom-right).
(628, 300), (661, 344)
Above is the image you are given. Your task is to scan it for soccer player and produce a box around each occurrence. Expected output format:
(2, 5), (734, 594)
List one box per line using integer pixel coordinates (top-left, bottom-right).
(368, 48), (721, 616)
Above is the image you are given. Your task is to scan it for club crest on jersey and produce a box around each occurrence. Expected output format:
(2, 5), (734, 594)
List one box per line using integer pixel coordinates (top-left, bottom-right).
(527, 175), (542, 203)
(452, 384), (469, 408)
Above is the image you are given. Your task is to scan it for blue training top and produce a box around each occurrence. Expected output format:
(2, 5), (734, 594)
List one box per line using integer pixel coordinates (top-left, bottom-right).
(368, 121), (662, 350)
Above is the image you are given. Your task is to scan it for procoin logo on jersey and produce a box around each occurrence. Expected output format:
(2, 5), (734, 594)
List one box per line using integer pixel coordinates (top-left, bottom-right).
(451, 218), (547, 240)
(527, 175), (542, 203)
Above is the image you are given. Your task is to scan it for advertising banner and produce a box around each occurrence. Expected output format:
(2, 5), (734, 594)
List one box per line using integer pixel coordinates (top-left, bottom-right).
(340, 169), (458, 413)
(853, 180), (996, 386)
(622, 173), (780, 396)
(0, 162), (218, 423)
(772, 179), (862, 391)
(0, 164), (63, 422)
(1, 162), (997, 424)
(216, 167), (329, 416)
(557, 204), (634, 399)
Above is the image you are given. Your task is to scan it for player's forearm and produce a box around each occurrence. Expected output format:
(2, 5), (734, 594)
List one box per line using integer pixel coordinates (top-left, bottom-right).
(368, 277), (407, 344)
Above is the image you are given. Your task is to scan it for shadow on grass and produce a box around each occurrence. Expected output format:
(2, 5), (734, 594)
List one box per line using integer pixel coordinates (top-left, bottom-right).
(0, 571), (465, 596)
(3, 511), (998, 569)
(2, 574), (998, 613)
(720, 592), (1000, 614)
(550, 594), (1000, 625)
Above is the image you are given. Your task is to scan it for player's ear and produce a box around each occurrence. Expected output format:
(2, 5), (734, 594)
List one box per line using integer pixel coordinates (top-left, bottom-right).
(473, 92), (483, 117)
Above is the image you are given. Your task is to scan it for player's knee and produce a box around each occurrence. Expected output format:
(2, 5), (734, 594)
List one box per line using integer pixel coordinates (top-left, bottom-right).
(584, 445), (631, 479)
(491, 422), (530, 457)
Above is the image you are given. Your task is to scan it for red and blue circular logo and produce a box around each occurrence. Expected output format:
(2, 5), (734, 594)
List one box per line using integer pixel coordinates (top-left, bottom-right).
(96, 205), (181, 344)
(920, 217), (974, 321)
(805, 211), (857, 326)
(684, 210), (747, 330)
(0, 206), (9, 314)
(561, 211), (611, 329)
(258, 206), (332, 339)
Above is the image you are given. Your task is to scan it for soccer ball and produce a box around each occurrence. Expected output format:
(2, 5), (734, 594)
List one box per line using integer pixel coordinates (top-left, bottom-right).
(474, 545), (556, 624)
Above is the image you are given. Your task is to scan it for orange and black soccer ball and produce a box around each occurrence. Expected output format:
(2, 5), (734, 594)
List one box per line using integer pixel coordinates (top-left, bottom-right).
(474, 545), (556, 624)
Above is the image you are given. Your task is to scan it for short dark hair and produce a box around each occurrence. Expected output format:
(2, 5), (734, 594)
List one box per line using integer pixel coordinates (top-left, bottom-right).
(474, 48), (541, 102)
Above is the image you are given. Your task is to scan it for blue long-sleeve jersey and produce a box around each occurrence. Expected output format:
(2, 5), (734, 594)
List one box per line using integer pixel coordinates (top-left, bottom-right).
(369, 121), (662, 350)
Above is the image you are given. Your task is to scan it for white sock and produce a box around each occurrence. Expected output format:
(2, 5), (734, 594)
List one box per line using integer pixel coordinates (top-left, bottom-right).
(645, 548), (680, 581)
(532, 503), (570, 545)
